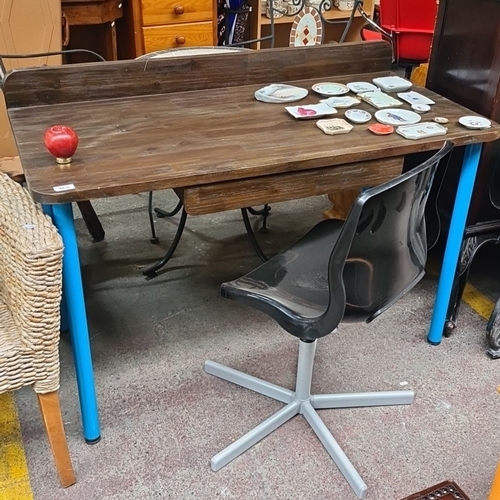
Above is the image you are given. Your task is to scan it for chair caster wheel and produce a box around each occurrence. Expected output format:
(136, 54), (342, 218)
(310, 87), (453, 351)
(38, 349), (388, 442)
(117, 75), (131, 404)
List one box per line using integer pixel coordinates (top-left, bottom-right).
(150, 237), (160, 244)
(443, 320), (456, 337)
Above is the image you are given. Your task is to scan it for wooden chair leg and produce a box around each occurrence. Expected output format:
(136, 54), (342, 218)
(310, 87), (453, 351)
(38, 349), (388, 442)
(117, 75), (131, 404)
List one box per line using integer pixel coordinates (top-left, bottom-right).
(37, 392), (76, 488)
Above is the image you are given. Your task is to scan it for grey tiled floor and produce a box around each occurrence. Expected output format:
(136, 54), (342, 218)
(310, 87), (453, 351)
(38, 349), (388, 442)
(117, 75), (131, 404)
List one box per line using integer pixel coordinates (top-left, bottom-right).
(16, 191), (500, 500)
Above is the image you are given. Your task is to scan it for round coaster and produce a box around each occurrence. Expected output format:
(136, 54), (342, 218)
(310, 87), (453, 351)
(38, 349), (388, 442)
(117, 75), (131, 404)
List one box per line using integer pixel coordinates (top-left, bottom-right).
(289, 7), (323, 47)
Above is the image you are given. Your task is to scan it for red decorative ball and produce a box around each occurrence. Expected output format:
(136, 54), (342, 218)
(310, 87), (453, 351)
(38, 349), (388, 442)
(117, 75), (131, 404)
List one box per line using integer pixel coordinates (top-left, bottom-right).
(44, 125), (78, 164)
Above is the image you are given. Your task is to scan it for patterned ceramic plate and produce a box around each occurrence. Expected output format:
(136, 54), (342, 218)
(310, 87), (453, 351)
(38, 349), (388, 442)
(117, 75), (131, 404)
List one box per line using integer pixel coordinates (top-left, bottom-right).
(312, 82), (349, 96)
(320, 96), (361, 108)
(374, 109), (421, 126)
(285, 103), (338, 119)
(255, 84), (308, 103)
(458, 115), (491, 129)
(346, 81), (378, 94)
(289, 7), (323, 47)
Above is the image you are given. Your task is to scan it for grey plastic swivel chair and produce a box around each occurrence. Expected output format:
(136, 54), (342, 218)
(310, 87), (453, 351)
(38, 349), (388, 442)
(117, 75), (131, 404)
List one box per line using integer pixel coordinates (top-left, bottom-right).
(205, 141), (454, 499)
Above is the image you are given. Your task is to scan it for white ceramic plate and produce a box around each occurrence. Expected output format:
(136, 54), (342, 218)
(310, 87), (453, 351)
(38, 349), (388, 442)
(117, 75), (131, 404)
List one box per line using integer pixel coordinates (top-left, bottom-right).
(255, 84), (309, 103)
(397, 91), (435, 106)
(320, 96), (361, 108)
(397, 122), (448, 140)
(285, 103), (338, 119)
(344, 108), (372, 124)
(373, 76), (412, 93)
(458, 115), (491, 129)
(346, 81), (378, 93)
(312, 82), (349, 96)
(359, 91), (403, 109)
(375, 109), (421, 126)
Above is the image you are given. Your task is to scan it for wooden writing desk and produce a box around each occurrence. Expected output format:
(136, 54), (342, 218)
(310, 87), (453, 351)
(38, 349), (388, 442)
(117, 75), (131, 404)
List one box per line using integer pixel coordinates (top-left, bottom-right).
(4, 41), (499, 441)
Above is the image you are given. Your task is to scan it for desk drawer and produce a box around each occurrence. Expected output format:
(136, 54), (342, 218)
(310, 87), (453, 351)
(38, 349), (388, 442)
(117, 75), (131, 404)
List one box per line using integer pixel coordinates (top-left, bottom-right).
(143, 22), (214, 52)
(178, 157), (405, 216)
(141, 0), (212, 26)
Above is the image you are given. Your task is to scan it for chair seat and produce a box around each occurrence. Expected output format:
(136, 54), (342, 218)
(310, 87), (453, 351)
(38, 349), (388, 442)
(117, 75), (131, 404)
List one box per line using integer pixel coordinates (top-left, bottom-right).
(222, 218), (344, 324)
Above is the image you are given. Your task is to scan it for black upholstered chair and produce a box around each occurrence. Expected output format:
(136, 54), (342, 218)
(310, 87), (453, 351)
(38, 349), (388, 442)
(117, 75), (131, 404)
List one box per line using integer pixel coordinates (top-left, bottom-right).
(205, 141), (454, 499)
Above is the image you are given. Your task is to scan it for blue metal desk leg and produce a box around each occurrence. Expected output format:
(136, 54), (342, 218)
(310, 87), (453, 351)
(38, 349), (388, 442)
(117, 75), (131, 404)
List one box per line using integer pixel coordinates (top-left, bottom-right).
(49, 203), (101, 443)
(427, 143), (483, 345)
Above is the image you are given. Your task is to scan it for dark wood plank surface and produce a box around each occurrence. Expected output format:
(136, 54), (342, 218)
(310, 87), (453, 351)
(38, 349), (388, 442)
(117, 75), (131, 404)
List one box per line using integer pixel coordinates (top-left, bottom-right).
(4, 43), (500, 204)
(3, 42), (392, 107)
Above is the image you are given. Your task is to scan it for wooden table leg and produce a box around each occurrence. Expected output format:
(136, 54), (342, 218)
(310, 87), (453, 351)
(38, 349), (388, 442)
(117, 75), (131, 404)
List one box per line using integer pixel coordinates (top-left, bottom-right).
(324, 189), (360, 220)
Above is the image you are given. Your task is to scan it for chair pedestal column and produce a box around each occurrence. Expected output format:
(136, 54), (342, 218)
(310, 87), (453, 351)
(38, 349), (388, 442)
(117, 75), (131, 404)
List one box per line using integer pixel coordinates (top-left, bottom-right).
(205, 339), (414, 500)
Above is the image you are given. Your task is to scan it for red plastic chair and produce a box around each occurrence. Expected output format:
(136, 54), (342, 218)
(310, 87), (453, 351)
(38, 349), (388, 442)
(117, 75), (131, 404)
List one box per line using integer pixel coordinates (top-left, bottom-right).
(359, 0), (438, 77)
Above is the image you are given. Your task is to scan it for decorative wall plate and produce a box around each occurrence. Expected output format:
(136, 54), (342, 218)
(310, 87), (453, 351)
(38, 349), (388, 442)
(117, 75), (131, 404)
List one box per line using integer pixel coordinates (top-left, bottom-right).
(346, 81), (378, 94)
(316, 118), (353, 135)
(359, 91), (403, 109)
(289, 7), (323, 47)
(320, 96), (361, 108)
(396, 122), (448, 140)
(312, 82), (349, 96)
(458, 116), (491, 129)
(345, 108), (372, 124)
(255, 84), (308, 103)
(375, 109), (421, 126)
(397, 91), (435, 106)
(373, 76), (412, 92)
(285, 103), (338, 119)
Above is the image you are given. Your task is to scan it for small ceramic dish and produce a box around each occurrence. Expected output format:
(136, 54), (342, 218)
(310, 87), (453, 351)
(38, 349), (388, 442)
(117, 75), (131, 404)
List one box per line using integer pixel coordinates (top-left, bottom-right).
(316, 118), (353, 135)
(359, 91), (403, 109)
(312, 82), (349, 96)
(458, 115), (491, 129)
(320, 96), (361, 108)
(411, 104), (431, 113)
(345, 108), (372, 124)
(285, 103), (338, 119)
(434, 117), (449, 124)
(373, 76), (413, 93)
(397, 91), (435, 106)
(368, 123), (394, 135)
(255, 84), (308, 103)
(346, 81), (378, 94)
(374, 109), (421, 126)
(396, 122), (448, 140)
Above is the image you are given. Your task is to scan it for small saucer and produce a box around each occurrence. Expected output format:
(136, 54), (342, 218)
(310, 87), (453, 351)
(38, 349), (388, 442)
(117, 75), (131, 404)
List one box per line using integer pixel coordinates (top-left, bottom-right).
(345, 108), (372, 124)
(458, 115), (491, 129)
(368, 123), (394, 135)
(411, 104), (431, 113)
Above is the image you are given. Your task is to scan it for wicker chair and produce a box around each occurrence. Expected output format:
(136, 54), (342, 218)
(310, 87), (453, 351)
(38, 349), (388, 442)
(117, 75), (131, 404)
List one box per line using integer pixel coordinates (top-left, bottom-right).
(0, 173), (76, 487)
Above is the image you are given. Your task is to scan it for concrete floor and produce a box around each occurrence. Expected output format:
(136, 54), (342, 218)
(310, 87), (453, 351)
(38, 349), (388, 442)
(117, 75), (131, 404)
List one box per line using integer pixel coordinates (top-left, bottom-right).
(15, 190), (500, 500)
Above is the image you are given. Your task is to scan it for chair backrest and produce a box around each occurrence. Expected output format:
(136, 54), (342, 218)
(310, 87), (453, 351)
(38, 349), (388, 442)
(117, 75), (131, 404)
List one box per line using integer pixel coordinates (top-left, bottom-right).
(318, 141), (453, 331)
(379, 0), (437, 62)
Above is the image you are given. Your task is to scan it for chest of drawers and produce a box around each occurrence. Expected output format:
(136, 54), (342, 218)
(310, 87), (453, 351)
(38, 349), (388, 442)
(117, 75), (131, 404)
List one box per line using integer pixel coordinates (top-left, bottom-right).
(127, 0), (216, 57)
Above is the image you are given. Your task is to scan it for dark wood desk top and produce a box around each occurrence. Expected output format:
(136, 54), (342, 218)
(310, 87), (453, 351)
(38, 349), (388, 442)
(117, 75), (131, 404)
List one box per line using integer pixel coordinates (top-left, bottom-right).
(4, 42), (500, 204)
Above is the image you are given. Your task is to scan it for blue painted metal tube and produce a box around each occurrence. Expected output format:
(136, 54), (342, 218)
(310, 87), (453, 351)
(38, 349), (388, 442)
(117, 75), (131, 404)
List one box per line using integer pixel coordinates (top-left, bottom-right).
(51, 203), (101, 442)
(427, 143), (483, 345)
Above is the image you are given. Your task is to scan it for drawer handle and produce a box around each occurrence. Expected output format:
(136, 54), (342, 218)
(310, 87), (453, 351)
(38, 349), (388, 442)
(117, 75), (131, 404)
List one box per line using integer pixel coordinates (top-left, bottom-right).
(175, 35), (186, 45)
(174, 4), (185, 14)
